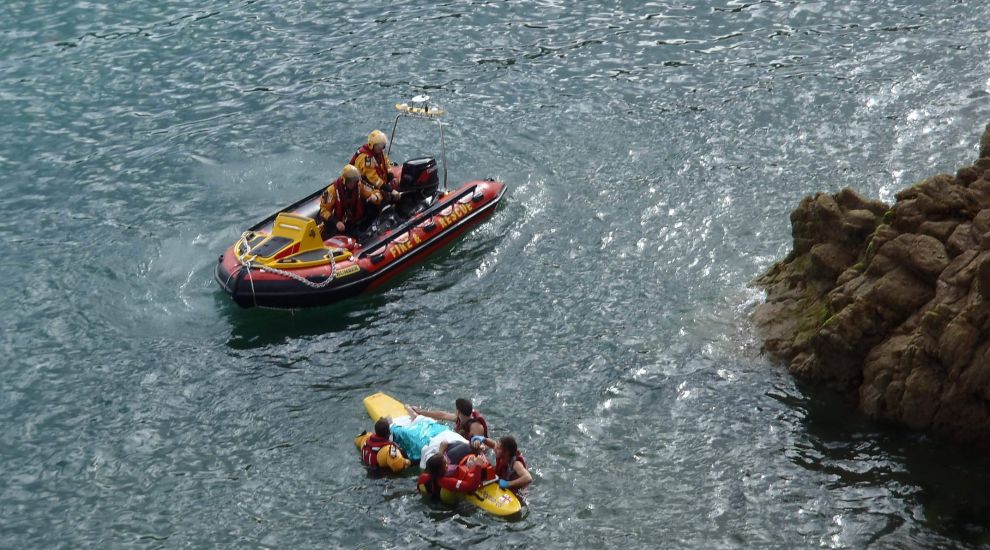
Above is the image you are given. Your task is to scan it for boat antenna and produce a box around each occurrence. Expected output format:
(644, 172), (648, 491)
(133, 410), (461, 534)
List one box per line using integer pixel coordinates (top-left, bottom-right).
(392, 95), (448, 192)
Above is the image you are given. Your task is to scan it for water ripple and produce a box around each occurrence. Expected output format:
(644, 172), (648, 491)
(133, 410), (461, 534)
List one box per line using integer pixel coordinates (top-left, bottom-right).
(3, 0), (990, 547)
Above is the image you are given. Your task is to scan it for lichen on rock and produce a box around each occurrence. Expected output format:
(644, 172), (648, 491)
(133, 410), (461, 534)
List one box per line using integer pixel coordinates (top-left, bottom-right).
(753, 122), (990, 448)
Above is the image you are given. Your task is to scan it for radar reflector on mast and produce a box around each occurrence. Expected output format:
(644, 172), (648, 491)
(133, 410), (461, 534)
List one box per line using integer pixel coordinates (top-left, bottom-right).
(395, 95), (444, 117)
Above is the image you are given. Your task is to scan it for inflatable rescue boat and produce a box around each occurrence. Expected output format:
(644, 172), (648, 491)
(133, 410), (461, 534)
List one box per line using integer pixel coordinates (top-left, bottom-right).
(214, 99), (506, 309)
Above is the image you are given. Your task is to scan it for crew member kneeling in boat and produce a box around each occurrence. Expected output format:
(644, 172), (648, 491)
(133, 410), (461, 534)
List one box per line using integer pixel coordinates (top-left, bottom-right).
(417, 444), (492, 501)
(355, 417), (412, 474)
(351, 129), (401, 205)
(319, 164), (382, 238)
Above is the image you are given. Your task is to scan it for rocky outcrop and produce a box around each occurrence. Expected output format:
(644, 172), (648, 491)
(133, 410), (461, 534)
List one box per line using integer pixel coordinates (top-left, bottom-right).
(754, 123), (990, 448)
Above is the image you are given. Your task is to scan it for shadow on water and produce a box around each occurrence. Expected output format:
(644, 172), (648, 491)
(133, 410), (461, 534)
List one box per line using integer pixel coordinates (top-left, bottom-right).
(907, 443), (990, 546)
(213, 221), (506, 349)
(218, 292), (390, 349)
(775, 381), (990, 546)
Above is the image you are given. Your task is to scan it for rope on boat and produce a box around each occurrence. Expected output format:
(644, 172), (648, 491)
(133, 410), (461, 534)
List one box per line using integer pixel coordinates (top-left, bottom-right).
(242, 255), (339, 289)
(235, 231), (343, 305)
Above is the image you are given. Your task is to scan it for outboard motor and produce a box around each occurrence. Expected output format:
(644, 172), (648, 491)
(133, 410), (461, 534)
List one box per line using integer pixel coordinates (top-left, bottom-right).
(399, 157), (440, 195)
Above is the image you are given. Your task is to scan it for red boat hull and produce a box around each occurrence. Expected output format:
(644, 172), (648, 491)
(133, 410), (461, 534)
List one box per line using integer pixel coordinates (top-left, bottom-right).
(215, 180), (505, 309)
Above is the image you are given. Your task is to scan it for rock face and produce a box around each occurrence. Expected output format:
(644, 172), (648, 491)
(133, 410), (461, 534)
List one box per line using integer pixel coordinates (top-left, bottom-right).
(754, 123), (990, 448)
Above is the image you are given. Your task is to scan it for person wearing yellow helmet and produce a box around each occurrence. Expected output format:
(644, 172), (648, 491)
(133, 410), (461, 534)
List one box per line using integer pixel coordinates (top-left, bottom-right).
(318, 164), (382, 237)
(349, 130), (401, 202)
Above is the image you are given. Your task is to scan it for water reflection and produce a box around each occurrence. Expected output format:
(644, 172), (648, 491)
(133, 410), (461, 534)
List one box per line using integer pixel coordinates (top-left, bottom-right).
(773, 380), (990, 546)
(220, 293), (388, 349)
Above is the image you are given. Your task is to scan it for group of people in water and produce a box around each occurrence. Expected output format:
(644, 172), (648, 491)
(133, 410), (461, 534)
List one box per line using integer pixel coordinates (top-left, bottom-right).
(318, 130), (401, 238)
(357, 398), (533, 504)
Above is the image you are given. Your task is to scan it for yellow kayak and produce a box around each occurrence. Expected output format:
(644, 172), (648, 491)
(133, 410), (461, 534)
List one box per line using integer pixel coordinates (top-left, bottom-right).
(362, 392), (522, 517)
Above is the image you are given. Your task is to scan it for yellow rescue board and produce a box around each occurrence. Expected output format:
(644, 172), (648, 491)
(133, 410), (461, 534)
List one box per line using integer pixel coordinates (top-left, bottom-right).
(363, 392), (408, 422)
(361, 392), (522, 517)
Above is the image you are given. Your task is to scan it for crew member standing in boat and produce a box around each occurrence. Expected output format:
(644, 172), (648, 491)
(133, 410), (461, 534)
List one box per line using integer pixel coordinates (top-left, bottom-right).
(318, 164), (382, 238)
(351, 129), (401, 204)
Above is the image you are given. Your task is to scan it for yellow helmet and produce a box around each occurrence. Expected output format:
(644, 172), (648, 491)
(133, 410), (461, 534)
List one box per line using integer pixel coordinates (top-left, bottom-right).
(341, 164), (361, 183)
(368, 130), (388, 148)
(353, 432), (411, 473)
(377, 445), (411, 473)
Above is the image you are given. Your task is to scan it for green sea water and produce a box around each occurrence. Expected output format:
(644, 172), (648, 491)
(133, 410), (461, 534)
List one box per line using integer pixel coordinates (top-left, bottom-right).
(4, 1), (990, 547)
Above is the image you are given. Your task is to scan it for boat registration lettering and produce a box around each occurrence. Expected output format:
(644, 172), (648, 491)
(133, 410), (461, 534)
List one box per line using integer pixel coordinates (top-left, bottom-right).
(335, 264), (361, 278)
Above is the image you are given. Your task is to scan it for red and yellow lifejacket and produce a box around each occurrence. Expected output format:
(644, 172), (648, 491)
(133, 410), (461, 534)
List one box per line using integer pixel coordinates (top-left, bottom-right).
(360, 434), (393, 468)
(350, 145), (392, 188)
(335, 177), (365, 222)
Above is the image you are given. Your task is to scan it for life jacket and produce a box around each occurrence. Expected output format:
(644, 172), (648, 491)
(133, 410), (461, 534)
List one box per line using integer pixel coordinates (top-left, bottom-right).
(329, 176), (364, 223)
(361, 433), (394, 469)
(417, 454), (489, 499)
(473, 454), (497, 484)
(456, 450), (496, 484)
(495, 451), (527, 482)
(350, 144), (390, 187)
(417, 471), (442, 500)
(455, 410), (489, 439)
